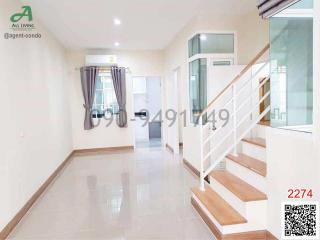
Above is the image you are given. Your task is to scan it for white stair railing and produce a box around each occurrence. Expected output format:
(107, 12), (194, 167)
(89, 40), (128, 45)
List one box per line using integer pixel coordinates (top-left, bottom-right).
(197, 44), (271, 191)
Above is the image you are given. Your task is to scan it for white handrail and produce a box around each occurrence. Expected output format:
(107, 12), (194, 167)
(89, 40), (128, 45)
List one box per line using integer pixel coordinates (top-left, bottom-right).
(236, 91), (270, 129)
(203, 128), (233, 162)
(203, 98), (233, 145)
(236, 61), (269, 98)
(199, 115), (205, 191)
(198, 45), (271, 192)
(235, 77), (270, 113)
(202, 89), (270, 164)
(200, 77), (271, 191)
(200, 62), (269, 130)
(198, 44), (270, 118)
(203, 106), (271, 177)
(203, 76), (270, 146)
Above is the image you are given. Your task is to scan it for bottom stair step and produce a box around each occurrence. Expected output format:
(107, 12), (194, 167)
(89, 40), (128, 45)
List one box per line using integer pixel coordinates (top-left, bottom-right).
(191, 186), (247, 225)
(191, 197), (272, 240)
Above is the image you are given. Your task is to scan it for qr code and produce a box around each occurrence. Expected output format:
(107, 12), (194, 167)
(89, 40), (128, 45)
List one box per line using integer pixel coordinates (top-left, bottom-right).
(282, 202), (319, 239)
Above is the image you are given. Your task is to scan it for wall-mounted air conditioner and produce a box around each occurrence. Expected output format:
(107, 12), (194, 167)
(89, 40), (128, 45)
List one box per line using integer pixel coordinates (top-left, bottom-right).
(85, 55), (117, 66)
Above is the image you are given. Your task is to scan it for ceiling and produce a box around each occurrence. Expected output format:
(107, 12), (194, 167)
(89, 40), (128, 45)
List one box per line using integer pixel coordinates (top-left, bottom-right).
(22, 0), (257, 50)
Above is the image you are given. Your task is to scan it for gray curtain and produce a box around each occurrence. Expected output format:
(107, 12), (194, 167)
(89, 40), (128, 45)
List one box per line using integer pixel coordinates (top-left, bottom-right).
(80, 66), (98, 130)
(257, 0), (301, 18)
(111, 66), (127, 128)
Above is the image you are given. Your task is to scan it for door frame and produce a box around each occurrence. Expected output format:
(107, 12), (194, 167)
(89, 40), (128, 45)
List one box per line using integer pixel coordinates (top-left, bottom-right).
(165, 68), (180, 154)
(132, 75), (163, 147)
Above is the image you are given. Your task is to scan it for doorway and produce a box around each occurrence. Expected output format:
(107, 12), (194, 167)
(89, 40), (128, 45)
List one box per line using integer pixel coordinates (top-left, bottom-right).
(165, 68), (181, 154)
(133, 76), (162, 148)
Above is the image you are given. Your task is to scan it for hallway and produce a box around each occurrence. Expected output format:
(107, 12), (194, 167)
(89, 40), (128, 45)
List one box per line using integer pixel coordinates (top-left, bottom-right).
(8, 148), (213, 239)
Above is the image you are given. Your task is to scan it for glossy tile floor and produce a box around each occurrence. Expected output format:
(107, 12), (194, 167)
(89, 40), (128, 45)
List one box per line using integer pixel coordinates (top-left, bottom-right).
(9, 147), (214, 239)
(135, 138), (162, 149)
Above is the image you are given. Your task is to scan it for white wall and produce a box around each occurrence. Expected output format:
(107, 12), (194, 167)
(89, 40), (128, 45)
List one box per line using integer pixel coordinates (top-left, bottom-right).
(208, 65), (245, 101)
(67, 49), (164, 149)
(266, 128), (320, 238)
(266, 2), (320, 237)
(314, 0), (320, 141)
(162, 10), (269, 168)
(0, 0), (73, 231)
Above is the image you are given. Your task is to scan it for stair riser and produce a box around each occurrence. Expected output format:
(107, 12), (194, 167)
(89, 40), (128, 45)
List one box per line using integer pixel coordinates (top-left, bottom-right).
(210, 177), (267, 223)
(192, 194), (224, 233)
(241, 142), (266, 162)
(192, 194), (267, 235)
(252, 124), (266, 139)
(209, 177), (247, 217)
(245, 200), (267, 232)
(226, 159), (266, 193)
(222, 217), (266, 235)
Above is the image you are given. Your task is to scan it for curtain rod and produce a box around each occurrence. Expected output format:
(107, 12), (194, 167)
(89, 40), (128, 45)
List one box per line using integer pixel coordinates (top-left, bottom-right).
(74, 66), (130, 72)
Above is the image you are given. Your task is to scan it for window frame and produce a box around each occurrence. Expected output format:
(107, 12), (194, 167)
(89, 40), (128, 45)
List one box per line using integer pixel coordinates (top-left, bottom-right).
(92, 72), (119, 119)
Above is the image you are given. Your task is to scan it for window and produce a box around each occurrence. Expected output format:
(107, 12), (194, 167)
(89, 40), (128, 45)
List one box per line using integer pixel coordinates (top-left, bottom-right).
(92, 73), (119, 118)
(189, 58), (207, 124)
(188, 33), (235, 57)
(270, 0), (313, 128)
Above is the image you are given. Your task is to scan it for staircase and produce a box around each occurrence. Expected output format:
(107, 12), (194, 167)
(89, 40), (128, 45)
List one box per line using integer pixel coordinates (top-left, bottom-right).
(191, 45), (277, 239)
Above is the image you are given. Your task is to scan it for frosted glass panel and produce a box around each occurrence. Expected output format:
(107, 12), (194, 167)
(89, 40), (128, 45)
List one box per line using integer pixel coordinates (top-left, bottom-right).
(270, 15), (313, 128)
(288, 0), (313, 9)
(188, 35), (200, 58)
(200, 34), (234, 54)
(188, 33), (234, 57)
(189, 58), (207, 123)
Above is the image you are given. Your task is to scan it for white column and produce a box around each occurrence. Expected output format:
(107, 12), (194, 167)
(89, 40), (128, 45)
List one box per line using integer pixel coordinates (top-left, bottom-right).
(199, 115), (205, 191)
(232, 85), (238, 156)
(313, 0), (320, 143)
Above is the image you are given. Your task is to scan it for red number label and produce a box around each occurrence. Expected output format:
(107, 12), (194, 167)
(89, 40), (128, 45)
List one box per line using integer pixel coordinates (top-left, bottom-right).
(288, 189), (313, 199)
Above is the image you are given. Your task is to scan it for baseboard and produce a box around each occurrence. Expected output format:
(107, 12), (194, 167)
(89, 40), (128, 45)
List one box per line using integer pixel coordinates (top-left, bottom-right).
(74, 145), (134, 154)
(183, 158), (200, 177)
(191, 197), (223, 239)
(183, 158), (210, 183)
(0, 151), (75, 240)
(266, 231), (278, 240)
(165, 143), (174, 153)
(191, 197), (276, 240)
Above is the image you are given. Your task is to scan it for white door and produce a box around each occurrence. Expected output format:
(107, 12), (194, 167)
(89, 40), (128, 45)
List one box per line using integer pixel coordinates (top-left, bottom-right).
(133, 77), (148, 142)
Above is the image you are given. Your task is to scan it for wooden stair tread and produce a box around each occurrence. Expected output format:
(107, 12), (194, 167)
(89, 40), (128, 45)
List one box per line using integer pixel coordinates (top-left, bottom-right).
(210, 170), (267, 201)
(226, 153), (266, 177)
(242, 137), (266, 148)
(192, 186), (247, 226)
(258, 120), (270, 126)
(191, 198), (275, 240)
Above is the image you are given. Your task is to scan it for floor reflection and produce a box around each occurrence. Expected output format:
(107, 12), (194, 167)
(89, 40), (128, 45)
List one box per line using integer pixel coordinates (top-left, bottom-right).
(9, 147), (213, 239)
